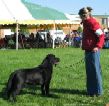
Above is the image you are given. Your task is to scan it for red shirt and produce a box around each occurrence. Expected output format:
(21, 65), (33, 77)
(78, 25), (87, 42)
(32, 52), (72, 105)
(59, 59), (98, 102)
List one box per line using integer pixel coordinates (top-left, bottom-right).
(82, 17), (104, 51)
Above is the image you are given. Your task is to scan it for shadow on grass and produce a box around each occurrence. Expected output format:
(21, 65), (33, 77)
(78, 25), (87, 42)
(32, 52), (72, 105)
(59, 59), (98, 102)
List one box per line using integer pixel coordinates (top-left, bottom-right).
(0, 82), (7, 100)
(0, 88), (7, 100)
(24, 85), (87, 96)
(23, 86), (87, 96)
(18, 86), (60, 99)
(0, 82), (87, 101)
(0, 82), (7, 86)
(51, 88), (87, 95)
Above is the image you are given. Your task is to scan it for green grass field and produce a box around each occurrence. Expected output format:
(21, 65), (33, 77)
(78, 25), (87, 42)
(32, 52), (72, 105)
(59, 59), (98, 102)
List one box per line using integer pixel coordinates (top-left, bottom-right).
(0, 48), (109, 106)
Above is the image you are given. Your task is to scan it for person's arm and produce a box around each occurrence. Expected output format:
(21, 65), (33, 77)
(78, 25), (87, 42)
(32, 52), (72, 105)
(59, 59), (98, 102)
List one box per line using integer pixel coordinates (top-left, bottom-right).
(90, 18), (104, 51)
(95, 29), (104, 49)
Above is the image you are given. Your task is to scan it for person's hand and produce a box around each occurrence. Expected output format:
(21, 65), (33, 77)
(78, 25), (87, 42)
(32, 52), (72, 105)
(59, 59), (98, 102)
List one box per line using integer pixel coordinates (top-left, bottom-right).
(93, 47), (99, 52)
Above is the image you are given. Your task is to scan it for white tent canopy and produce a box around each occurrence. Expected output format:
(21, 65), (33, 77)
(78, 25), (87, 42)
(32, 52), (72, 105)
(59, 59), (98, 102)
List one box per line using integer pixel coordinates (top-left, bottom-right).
(0, 0), (34, 21)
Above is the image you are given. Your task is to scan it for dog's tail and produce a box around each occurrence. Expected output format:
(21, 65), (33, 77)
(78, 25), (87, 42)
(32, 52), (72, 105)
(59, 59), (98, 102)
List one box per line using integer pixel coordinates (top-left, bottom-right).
(6, 71), (16, 98)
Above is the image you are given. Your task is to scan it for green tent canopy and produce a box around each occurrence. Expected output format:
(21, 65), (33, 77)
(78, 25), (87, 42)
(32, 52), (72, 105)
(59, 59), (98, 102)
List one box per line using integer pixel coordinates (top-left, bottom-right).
(21, 0), (68, 20)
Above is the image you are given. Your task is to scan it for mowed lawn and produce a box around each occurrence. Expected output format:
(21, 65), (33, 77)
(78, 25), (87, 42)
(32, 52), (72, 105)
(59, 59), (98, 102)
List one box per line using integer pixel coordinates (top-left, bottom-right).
(0, 48), (109, 106)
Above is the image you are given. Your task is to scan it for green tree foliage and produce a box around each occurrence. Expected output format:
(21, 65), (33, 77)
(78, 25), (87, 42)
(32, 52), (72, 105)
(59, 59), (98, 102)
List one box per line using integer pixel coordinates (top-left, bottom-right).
(77, 26), (83, 33)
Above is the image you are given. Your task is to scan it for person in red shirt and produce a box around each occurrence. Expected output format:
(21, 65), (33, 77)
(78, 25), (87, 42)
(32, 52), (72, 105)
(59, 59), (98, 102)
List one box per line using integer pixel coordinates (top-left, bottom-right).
(78, 7), (104, 96)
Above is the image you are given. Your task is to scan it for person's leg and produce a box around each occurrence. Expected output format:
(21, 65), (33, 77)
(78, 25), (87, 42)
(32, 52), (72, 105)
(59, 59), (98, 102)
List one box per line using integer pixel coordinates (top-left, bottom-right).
(85, 51), (103, 96)
(94, 51), (103, 95)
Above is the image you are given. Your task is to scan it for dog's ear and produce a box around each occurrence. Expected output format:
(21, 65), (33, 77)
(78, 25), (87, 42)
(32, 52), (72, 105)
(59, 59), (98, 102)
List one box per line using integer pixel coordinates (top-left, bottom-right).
(47, 54), (54, 57)
(46, 54), (55, 59)
(46, 54), (55, 63)
(46, 54), (51, 58)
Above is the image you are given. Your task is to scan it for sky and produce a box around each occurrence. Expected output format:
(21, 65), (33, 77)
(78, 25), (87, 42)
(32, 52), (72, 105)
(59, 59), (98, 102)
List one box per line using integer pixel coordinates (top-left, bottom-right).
(30, 0), (109, 15)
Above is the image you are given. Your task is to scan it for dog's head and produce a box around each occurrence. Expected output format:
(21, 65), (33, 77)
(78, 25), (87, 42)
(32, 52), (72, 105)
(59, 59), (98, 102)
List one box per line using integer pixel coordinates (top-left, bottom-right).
(46, 54), (60, 66)
(41, 54), (60, 68)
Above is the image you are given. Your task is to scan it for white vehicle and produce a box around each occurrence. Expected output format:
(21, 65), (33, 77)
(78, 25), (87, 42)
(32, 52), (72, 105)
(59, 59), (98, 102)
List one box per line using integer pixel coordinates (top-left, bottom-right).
(37, 30), (66, 48)
(49, 30), (66, 48)
(38, 30), (48, 41)
(49, 30), (66, 40)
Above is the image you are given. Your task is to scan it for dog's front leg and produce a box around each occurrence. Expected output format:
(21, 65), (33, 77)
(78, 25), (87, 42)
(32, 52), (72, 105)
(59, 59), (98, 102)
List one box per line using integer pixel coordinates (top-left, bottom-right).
(45, 83), (50, 96)
(41, 84), (45, 95)
(11, 92), (17, 102)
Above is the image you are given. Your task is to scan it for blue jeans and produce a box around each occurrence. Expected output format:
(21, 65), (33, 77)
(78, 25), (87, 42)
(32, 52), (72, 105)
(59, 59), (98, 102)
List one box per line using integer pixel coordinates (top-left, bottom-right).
(85, 50), (103, 95)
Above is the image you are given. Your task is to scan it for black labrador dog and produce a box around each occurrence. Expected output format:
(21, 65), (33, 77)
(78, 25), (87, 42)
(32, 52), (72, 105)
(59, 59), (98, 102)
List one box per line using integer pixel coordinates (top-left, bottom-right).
(6, 54), (60, 102)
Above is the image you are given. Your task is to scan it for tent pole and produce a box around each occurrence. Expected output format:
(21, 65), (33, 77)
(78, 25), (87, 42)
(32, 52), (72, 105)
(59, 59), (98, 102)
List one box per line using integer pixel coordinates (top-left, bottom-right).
(53, 20), (56, 30)
(52, 20), (56, 49)
(69, 24), (72, 36)
(16, 20), (19, 50)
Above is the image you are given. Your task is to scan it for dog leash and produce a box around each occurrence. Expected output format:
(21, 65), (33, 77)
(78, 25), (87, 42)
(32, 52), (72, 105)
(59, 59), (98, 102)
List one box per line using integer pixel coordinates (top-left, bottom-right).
(67, 51), (94, 68)
(58, 53), (91, 69)
(57, 57), (85, 69)
(64, 57), (85, 68)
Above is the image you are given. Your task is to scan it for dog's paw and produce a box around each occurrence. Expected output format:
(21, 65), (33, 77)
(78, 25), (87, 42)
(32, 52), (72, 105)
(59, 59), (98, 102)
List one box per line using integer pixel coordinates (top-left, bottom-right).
(8, 97), (17, 103)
